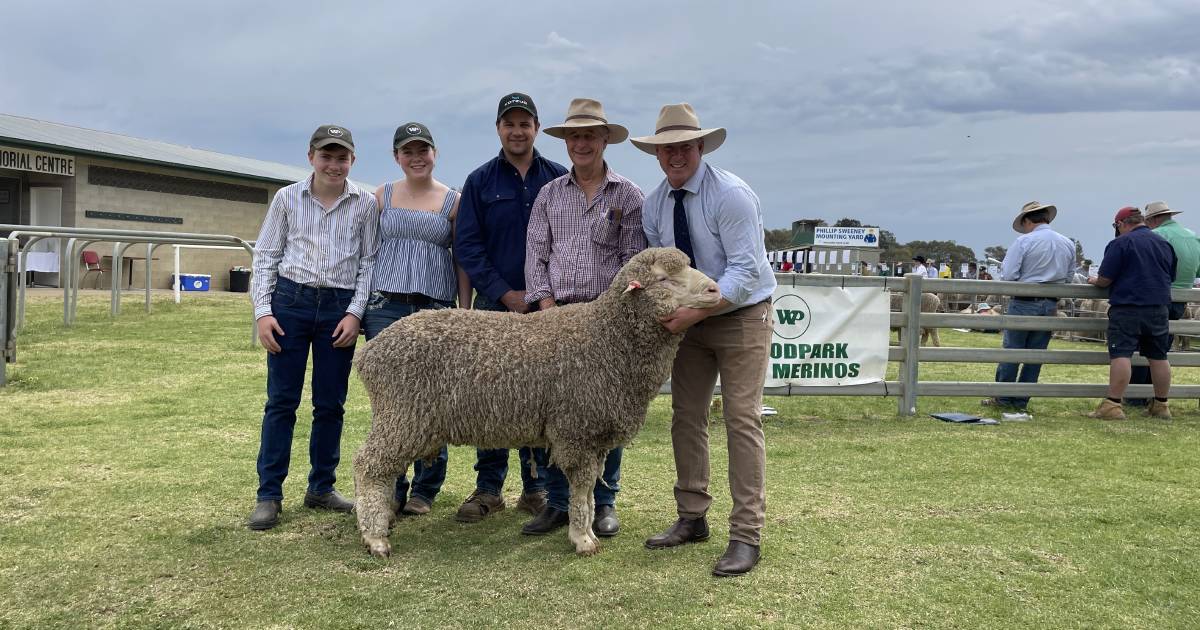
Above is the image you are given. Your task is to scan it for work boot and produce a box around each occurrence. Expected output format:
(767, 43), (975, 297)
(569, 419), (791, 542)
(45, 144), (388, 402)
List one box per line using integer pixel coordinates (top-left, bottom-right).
(303, 489), (354, 513)
(712, 541), (761, 577)
(400, 495), (432, 516)
(515, 489), (548, 516)
(455, 490), (504, 523)
(521, 506), (569, 535)
(247, 500), (282, 531)
(593, 505), (620, 537)
(1148, 399), (1172, 419)
(644, 516), (709, 549)
(1087, 399), (1126, 420)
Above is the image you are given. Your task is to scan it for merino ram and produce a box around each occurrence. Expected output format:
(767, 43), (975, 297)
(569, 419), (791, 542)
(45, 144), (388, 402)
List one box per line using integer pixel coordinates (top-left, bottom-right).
(352, 247), (720, 558)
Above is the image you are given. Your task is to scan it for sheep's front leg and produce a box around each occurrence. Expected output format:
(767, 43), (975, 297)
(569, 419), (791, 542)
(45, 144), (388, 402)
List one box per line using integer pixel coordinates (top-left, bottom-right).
(353, 445), (408, 559)
(564, 462), (601, 556)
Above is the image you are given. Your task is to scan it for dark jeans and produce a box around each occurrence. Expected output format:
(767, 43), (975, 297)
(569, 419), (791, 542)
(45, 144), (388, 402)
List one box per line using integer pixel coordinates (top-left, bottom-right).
(363, 291), (453, 503)
(256, 276), (356, 502)
(472, 292), (549, 495)
(545, 447), (622, 511)
(994, 297), (1057, 409)
(1126, 301), (1184, 405)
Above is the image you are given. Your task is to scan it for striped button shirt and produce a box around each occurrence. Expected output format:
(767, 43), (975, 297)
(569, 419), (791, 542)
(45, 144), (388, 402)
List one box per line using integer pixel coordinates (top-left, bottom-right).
(525, 165), (647, 304)
(251, 176), (380, 319)
(371, 183), (458, 302)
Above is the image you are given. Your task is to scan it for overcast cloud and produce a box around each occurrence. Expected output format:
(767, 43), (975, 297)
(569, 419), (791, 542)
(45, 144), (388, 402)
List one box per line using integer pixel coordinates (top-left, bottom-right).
(3, 0), (1199, 261)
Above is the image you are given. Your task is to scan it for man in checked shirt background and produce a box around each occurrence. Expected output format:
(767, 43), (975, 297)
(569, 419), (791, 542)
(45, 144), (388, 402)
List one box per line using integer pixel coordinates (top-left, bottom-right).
(246, 125), (380, 531)
(520, 98), (647, 538)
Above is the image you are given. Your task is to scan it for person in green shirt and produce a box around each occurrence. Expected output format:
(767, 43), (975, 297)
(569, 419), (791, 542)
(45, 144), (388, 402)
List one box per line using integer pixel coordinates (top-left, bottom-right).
(1127, 201), (1200, 405)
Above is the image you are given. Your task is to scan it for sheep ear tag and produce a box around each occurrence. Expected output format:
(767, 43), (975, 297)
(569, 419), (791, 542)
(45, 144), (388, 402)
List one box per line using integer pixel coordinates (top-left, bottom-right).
(623, 280), (643, 294)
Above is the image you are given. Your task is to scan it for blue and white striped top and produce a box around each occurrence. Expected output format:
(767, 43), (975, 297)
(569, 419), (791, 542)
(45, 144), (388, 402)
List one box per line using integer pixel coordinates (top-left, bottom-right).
(251, 176), (380, 319)
(371, 183), (458, 302)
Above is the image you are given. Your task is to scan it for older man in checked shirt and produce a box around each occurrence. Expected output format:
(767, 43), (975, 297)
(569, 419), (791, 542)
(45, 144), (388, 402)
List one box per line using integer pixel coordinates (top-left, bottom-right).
(520, 98), (647, 538)
(246, 124), (379, 531)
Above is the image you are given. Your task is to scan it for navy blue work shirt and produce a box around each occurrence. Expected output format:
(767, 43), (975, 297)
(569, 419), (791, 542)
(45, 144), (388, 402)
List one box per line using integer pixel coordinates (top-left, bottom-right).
(454, 149), (567, 302)
(1098, 225), (1177, 306)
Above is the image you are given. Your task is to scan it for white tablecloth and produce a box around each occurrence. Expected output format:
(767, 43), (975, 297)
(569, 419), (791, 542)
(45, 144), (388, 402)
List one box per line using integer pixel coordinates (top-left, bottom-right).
(25, 252), (60, 273)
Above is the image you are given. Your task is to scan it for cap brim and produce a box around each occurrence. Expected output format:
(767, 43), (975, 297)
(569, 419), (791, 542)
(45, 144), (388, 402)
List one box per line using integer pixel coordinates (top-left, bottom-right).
(394, 137), (434, 150)
(630, 128), (726, 155)
(497, 105), (537, 121)
(543, 121), (629, 144)
(312, 138), (355, 152)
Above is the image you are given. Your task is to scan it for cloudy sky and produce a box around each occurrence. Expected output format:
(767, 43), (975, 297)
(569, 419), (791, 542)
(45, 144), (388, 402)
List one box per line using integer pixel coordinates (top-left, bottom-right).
(4, 0), (1199, 261)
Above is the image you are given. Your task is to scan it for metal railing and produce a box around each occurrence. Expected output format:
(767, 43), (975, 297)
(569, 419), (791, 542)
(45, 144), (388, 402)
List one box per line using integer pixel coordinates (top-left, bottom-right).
(2, 225), (257, 371)
(664, 272), (1200, 415)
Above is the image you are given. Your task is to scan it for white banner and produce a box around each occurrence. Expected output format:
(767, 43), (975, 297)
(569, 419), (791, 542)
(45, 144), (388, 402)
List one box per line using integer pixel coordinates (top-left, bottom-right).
(814, 226), (880, 247)
(767, 286), (889, 386)
(0, 145), (75, 176)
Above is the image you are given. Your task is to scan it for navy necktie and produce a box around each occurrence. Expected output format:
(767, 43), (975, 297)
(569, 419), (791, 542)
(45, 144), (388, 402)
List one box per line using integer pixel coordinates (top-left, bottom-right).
(671, 189), (696, 267)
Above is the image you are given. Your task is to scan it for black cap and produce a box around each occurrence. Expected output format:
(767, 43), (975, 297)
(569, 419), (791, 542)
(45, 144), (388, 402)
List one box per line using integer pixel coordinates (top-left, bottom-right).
(913, 255), (927, 264)
(310, 124), (354, 152)
(393, 122), (435, 150)
(496, 92), (537, 122)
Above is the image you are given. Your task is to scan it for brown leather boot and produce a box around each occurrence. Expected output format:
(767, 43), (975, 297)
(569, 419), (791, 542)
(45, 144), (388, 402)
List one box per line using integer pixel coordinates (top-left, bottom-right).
(1087, 399), (1126, 420)
(1148, 399), (1172, 419)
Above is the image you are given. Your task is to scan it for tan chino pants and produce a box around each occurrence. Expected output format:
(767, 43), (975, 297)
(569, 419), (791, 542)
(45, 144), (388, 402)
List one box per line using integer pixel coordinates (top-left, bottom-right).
(669, 301), (772, 545)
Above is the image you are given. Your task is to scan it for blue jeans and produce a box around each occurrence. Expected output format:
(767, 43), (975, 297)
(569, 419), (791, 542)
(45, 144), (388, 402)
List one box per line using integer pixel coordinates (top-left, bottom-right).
(472, 292), (549, 495)
(364, 292), (453, 503)
(545, 447), (622, 511)
(994, 297), (1057, 409)
(256, 276), (356, 501)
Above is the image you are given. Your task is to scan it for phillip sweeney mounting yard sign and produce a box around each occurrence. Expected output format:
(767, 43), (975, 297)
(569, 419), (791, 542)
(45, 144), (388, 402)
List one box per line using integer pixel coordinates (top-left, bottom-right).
(813, 226), (879, 247)
(767, 286), (889, 386)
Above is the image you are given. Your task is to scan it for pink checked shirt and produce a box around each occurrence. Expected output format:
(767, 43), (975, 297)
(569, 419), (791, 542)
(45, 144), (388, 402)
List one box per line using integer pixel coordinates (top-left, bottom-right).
(525, 166), (647, 304)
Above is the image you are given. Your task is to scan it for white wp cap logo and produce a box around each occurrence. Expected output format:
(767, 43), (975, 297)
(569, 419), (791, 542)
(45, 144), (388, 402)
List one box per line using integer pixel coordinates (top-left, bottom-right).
(407, 125), (421, 134)
(327, 127), (344, 137)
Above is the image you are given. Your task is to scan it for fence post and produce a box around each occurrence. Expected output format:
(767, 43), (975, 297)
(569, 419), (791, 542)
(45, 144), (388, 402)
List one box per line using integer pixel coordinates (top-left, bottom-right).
(1, 239), (12, 386)
(899, 273), (923, 416)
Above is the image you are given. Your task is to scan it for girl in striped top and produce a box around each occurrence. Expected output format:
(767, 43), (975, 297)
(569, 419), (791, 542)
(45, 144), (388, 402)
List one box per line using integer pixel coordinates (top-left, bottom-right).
(363, 122), (471, 516)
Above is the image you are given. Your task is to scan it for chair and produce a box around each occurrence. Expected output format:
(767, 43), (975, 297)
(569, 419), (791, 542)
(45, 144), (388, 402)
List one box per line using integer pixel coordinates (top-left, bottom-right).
(80, 250), (105, 289)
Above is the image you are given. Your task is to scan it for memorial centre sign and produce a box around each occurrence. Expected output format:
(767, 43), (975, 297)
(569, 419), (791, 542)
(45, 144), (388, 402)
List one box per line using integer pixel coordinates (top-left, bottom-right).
(0, 145), (76, 176)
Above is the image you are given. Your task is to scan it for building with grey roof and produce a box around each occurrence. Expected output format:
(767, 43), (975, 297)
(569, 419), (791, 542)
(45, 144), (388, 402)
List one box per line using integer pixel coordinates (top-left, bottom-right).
(0, 113), (369, 290)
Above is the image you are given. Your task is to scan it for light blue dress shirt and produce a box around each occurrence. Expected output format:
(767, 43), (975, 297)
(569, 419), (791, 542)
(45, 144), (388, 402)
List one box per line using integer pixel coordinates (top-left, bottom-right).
(642, 162), (776, 307)
(1000, 224), (1077, 283)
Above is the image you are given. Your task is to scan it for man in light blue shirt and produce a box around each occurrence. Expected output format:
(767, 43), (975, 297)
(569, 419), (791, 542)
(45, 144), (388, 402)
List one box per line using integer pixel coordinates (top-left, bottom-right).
(632, 103), (775, 578)
(984, 201), (1076, 411)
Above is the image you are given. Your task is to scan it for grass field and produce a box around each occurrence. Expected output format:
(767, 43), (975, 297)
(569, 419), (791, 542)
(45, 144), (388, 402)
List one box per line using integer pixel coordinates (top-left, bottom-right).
(2, 292), (1198, 628)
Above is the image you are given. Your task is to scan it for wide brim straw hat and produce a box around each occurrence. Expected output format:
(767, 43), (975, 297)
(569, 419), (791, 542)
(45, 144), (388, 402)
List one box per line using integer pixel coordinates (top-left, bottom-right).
(543, 98), (629, 144)
(1012, 201), (1057, 232)
(1144, 201), (1182, 220)
(630, 103), (726, 155)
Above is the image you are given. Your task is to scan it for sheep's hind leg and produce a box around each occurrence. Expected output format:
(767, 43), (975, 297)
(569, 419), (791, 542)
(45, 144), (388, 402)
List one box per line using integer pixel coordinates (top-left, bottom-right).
(353, 446), (409, 559)
(564, 460), (601, 556)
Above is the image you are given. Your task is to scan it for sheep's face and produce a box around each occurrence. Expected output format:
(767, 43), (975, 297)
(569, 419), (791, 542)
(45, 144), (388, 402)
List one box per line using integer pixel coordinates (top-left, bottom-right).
(620, 248), (721, 313)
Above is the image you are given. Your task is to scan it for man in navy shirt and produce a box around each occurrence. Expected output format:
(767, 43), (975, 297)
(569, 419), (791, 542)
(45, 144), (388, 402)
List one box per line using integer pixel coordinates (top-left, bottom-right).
(452, 92), (567, 522)
(1087, 206), (1177, 420)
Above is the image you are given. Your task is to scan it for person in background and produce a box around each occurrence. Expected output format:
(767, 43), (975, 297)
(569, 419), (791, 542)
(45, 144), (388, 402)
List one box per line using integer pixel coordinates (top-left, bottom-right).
(1087, 206), (1176, 419)
(912, 255), (928, 276)
(982, 201), (1075, 412)
(1127, 201), (1200, 406)
(361, 122), (470, 516)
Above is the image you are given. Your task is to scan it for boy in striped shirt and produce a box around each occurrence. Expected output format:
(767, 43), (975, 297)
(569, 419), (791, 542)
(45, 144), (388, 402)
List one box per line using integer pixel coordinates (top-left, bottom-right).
(247, 125), (379, 530)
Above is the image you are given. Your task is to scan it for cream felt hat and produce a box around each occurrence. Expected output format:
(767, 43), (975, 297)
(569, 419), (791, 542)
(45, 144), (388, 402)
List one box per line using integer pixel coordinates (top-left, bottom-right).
(1013, 201), (1058, 232)
(630, 103), (726, 155)
(1144, 201), (1181, 220)
(543, 98), (629, 144)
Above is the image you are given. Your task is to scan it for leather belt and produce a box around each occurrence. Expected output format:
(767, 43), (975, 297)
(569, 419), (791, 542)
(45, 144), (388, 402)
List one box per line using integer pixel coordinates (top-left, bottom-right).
(717, 298), (770, 317)
(380, 291), (432, 305)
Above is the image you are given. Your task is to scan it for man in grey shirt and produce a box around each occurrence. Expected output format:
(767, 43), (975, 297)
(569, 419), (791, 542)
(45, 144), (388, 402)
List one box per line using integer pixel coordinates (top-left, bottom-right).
(633, 103), (776, 577)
